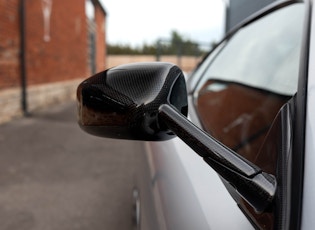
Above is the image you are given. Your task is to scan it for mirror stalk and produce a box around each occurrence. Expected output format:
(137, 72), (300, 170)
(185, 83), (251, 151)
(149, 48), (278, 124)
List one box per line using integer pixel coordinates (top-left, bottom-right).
(158, 104), (277, 213)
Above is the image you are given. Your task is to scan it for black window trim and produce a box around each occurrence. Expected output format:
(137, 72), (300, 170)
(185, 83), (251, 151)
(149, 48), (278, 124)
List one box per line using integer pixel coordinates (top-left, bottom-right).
(290, 0), (311, 229)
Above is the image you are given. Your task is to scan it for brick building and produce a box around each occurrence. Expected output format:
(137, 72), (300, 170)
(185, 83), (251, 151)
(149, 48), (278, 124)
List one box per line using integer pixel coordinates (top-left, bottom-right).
(0, 0), (106, 122)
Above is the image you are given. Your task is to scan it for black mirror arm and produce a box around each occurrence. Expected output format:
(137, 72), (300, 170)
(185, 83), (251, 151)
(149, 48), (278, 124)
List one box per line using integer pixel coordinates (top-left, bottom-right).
(158, 104), (277, 213)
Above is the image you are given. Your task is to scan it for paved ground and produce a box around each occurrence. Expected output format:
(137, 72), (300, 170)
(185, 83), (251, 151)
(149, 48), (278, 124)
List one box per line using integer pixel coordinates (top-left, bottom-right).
(0, 101), (144, 230)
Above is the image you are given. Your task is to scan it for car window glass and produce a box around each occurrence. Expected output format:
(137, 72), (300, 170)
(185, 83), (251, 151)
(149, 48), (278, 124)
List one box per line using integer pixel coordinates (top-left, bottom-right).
(187, 42), (225, 93)
(194, 3), (304, 167)
(201, 4), (304, 96)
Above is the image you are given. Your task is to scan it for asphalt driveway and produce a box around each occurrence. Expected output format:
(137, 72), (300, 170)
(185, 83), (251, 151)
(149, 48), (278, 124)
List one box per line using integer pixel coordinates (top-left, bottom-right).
(0, 101), (143, 230)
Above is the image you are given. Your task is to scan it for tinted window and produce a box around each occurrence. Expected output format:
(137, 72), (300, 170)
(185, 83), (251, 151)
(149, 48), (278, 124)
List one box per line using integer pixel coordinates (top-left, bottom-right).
(194, 3), (304, 165)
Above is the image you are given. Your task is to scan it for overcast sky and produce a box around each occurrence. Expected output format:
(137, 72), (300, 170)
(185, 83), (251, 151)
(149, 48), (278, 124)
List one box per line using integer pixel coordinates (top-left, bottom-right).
(98, 0), (226, 47)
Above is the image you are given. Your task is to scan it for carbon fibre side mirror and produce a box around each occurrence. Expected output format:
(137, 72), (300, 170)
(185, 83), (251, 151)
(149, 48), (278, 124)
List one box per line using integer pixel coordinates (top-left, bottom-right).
(77, 62), (188, 141)
(77, 62), (277, 213)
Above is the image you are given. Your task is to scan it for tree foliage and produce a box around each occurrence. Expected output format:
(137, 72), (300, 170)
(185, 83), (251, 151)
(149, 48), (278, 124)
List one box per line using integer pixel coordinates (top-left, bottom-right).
(107, 30), (212, 56)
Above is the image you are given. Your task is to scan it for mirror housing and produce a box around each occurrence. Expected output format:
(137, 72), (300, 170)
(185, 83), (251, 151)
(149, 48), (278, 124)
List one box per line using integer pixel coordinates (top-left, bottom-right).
(77, 62), (188, 141)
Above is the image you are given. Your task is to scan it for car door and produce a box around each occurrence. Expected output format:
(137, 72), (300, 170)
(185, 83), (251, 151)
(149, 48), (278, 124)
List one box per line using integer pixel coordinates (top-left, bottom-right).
(188, 1), (307, 229)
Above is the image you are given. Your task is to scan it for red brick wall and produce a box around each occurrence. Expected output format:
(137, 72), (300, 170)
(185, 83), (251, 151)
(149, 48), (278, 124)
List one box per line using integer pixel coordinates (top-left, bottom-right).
(0, 0), (107, 90)
(94, 4), (106, 72)
(0, 0), (21, 89)
(25, 0), (89, 85)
